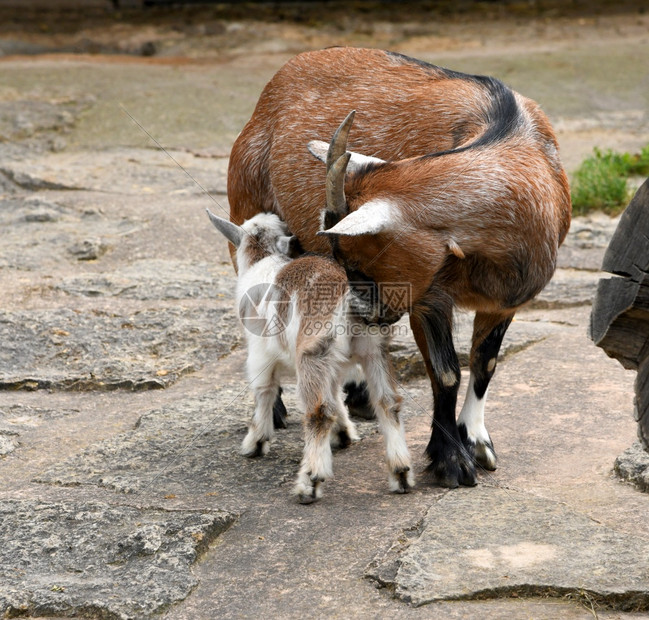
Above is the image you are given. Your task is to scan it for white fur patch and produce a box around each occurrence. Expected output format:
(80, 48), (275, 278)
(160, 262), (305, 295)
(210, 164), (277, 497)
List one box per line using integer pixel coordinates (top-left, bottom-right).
(307, 140), (385, 172)
(324, 199), (398, 236)
(458, 373), (497, 470)
(441, 370), (459, 387)
(458, 374), (488, 441)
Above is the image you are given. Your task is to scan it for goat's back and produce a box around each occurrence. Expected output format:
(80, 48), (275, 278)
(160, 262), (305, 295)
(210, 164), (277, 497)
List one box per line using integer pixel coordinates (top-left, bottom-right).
(228, 47), (566, 251)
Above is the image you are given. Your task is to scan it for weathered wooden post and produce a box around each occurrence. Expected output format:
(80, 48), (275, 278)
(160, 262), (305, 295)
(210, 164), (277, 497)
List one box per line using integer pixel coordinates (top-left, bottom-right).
(590, 178), (649, 490)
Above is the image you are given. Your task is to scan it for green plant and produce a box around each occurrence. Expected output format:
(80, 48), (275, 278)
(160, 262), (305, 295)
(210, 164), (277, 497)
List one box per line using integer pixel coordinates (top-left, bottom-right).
(570, 145), (649, 216)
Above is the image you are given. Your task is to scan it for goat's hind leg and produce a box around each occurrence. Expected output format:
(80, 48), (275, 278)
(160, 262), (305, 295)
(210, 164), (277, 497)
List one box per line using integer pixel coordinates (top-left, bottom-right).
(294, 400), (337, 504)
(293, 349), (337, 503)
(331, 389), (360, 449)
(458, 312), (513, 471)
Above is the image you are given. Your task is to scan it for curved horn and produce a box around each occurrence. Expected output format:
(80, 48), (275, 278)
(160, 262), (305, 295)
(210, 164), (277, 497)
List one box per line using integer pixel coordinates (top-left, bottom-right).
(326, 110), (356, 171)
(324, 111), (355, 220)
(326, 152), (351, 217)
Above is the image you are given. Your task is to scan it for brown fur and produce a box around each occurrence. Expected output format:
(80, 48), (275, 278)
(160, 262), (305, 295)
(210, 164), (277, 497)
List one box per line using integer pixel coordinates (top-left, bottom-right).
(227, 47), (571, 485)
(228, 47), (571, 322)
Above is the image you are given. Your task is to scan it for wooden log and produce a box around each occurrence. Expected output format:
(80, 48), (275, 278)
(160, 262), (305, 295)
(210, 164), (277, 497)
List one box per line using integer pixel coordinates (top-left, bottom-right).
(601, 180), (649, 281)
(590, 178), (649, 451)
(636, 357), (649, 448)
(590, 274), (649, 370)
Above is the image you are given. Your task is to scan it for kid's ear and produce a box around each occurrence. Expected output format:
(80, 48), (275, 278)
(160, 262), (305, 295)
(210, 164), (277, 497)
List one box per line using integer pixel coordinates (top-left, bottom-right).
(206, 209), (244, 247)
(276, 235), (303, 258)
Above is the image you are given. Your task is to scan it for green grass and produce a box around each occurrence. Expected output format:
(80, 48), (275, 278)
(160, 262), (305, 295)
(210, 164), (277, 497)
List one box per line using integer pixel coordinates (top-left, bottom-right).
(570, 144), (649, 215)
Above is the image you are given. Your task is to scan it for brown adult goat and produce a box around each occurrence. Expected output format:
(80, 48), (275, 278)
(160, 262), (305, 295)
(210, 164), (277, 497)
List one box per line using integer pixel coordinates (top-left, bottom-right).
(227, 47), (571, 488)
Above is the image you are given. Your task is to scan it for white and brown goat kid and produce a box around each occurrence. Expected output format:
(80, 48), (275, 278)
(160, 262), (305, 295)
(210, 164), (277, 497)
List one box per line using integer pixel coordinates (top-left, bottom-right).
(206, 209), (413, 503)
(227, 47), (573, 489)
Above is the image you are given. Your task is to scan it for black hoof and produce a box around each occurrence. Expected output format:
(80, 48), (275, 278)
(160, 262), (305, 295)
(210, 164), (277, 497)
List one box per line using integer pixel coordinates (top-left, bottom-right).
(297, 474), (322, 504)
(273, 388), (288, 429)
(336, 428), (352, 449)
(242, 439), (266, 458)
(426, 439), (477, 488)
(394, 467), (412, 494)
(344, 381), (376, 420)
(458, 423), (498, 471)
(298, 492), (317, 505)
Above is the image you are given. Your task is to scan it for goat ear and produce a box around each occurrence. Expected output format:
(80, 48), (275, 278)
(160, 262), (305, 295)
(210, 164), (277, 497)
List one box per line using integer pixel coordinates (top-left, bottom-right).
(206, 209), (244, 247)
(275, 235), (302, 258)
(318, 199), (397, 237)
(307, 140), (385, 172)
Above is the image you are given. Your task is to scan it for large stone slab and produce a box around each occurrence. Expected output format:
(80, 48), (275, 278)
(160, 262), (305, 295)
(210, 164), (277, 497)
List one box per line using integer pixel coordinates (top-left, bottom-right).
(0, 404), (79, 457)
(0, 99), (90, 148)
(0, 307), (240, 390)
(529, 268), (601, 309)
(558, 213), (620, 271)
(0, 195), (142, 271)
(34, 386), (377, 509)
(58, 258), (234, 300)
(0, 148), (228, 195)
(0, 500), (235, 620)
(367, 487), (649, 610)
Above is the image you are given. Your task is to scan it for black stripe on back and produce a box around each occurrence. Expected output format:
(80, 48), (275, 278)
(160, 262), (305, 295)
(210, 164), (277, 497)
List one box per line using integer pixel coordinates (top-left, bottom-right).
(384, 50), (522, 157)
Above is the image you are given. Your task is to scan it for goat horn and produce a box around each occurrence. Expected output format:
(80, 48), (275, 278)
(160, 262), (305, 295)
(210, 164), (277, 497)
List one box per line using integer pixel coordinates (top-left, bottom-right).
(326, 110), (356, 172)
(324, 111), (355, 218)
(326, 152), (351, 217)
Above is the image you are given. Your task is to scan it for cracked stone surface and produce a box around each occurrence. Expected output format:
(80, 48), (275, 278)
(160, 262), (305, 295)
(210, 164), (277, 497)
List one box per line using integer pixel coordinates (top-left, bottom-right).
(367, 487), (649, 610)
(0, 500), (235, 620)
(0, 148), (228, 196)
(34, 385), (381, 510)
(390, 311), (561, 381)
(0, 194), (144, 271)
(1, 5), (648, 619)
(58, 259), (235, 301)
(0, 307), (240, 390)
(0, 404), (79, 457)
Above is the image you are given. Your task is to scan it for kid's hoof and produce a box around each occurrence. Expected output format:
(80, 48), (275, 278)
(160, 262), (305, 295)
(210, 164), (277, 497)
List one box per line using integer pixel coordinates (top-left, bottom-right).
(240, 438), (269, 458)
(297, 491), (319, 505)
(294, 473), (324, 504)
(394, 467), (414, 494)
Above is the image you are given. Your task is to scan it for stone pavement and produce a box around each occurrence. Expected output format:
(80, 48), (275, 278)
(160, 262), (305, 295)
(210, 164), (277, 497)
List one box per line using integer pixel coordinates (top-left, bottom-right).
(2, 9), (649, 619)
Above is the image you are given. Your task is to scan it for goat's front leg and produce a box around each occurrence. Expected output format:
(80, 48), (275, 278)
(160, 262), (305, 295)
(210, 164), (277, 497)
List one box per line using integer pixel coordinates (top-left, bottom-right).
(457, 311), (513, 471)
(360, 347), (413, 493)
(272, 386), (288, 429)
(241, 359), (279, 458)
(343, 364), (376, 420)
(330, 388), (360, 449)
(411, 306), (477, 488)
